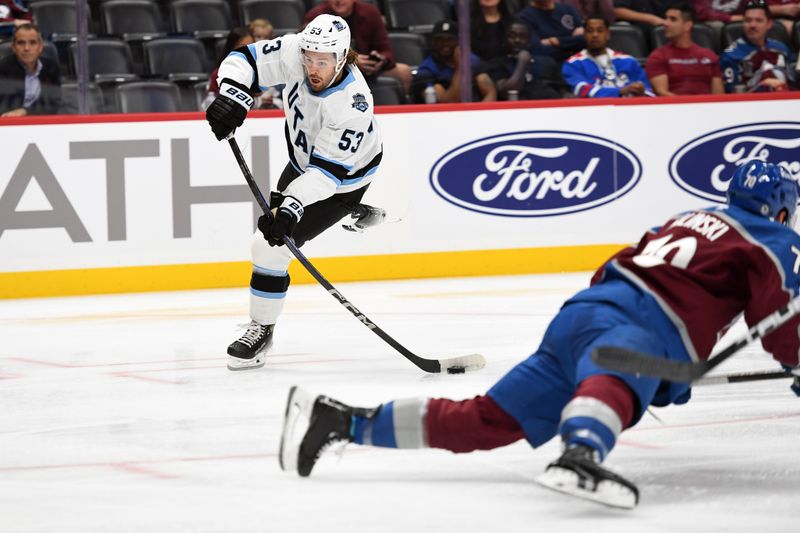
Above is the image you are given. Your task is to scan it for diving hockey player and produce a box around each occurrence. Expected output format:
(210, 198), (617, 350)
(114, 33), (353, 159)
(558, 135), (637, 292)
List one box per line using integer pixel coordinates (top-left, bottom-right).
(278, 160), (800, 509)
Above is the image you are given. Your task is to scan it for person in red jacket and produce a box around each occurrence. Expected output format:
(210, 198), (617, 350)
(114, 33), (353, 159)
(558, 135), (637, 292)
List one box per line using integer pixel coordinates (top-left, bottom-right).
(693, 0), (746, 29)
(0, 0), (31, 38)
(304, 0), (412, 96)
(765, 0), (800, 34)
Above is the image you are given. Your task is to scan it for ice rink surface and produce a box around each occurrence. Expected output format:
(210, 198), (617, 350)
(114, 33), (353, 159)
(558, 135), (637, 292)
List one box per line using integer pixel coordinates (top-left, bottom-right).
(1, 272), (798, 533)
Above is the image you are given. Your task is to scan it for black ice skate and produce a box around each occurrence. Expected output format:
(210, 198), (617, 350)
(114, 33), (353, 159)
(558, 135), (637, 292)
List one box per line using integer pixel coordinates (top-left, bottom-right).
(279, 386), (377, 477)
(226, 321), (274, 371)
(341, 203), (393, 233)
(535, 444), (639, 510)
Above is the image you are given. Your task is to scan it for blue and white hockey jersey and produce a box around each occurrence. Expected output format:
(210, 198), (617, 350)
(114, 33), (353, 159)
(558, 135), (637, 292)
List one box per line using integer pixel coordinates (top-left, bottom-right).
(720, 37), (794, 92)
(217, 34), (383, 207)
(562, 48), (654, 98)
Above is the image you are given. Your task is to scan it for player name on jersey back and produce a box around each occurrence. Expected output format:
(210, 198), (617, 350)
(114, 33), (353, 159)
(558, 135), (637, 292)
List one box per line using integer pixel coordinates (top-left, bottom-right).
(668, 211), (730, 242)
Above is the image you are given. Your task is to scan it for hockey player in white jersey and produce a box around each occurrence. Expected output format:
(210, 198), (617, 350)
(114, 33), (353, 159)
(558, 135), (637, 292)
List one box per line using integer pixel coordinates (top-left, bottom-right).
(205, 14), (384, 371)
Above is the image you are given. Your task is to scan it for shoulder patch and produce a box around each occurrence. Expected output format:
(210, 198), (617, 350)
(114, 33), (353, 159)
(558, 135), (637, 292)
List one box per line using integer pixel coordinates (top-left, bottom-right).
(351, 93), (369, 112)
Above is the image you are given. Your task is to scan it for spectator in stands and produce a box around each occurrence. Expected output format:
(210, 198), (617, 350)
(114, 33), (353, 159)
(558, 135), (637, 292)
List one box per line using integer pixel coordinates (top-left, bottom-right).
(202, 27), (281, 110)
(248, 18), (274, 41)
(646, 4), (724, 94)
(471, 0), (516, 61)
(486, 20), (563, 99)
(613, 0), (669, 30)
(562, 15), (654, 96)
(0, 0), (31, 38)
(720, 0), (794, 92)
(765, 0), (800, 35)
(558, 0), (616, 25)
(518, 0), (587, 62)
(305, 0), (412, 96)
(694, 0), (745, 29)
(0, 23), (60, 117)
(412, 19), (498, 102)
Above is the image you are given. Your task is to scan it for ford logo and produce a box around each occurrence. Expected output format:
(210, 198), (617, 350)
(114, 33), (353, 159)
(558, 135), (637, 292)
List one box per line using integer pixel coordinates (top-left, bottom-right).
(429, 131), (641, 217)
(669, 122), (800, 202)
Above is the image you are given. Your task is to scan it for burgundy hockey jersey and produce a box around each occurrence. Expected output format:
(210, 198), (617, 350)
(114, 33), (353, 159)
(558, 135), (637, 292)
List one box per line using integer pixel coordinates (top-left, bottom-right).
(593, 205), (800, 368)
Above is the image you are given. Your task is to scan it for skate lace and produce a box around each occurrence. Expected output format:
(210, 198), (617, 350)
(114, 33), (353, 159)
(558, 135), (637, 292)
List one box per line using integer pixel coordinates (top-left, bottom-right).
(315, 432), (348, 463)
(237, 322), (267, 348)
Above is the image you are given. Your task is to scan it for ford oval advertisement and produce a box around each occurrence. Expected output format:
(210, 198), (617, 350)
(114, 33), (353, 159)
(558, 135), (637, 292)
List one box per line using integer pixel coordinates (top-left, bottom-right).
(669, 122), (800, 202)
(429, 131), (641, 217)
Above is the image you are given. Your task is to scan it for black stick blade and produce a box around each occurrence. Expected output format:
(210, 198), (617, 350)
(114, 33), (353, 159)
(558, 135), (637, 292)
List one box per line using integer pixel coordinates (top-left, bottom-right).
(591, 346), (704, 382)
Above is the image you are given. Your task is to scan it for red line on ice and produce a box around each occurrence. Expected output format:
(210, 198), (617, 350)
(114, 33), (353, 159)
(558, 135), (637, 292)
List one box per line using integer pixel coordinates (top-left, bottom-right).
(110, 463), (179, 479)
(0, 453), (275, 475)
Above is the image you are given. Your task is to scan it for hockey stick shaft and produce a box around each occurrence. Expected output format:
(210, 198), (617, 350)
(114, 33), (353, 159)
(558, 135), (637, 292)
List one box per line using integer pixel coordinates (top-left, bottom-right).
(693, 369), (792, 386)
(228, 138), (479, 374)
(592, 296), (800, 382)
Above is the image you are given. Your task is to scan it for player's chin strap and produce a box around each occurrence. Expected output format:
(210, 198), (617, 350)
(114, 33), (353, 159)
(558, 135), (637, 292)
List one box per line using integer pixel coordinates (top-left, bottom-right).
(342, 204), (401, 233)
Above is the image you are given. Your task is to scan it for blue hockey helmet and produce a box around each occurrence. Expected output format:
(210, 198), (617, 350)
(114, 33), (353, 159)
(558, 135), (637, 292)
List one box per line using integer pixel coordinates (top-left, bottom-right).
(726, 160), (799, 225)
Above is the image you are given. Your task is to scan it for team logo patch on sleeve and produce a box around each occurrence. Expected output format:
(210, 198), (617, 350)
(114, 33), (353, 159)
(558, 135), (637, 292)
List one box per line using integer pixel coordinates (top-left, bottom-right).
(351, 93), (369, 112)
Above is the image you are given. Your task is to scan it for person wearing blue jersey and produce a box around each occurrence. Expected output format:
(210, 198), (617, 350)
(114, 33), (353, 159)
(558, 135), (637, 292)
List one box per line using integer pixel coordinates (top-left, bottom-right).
(720, 0), (795, 92)
(205, 14), (385, 371)
(278, 160), (800, 510)
(562, 15), (654, 97)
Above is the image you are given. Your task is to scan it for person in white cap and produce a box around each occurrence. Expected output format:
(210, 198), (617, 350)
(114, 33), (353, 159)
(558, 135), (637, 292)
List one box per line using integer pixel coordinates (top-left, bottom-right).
(205, 14), (384, 371)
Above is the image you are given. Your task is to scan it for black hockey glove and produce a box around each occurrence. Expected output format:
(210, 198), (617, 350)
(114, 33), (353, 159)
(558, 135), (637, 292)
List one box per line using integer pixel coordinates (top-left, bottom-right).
(790, 367), (800, 397)
(258, 196), (304, 246)
(205, 78), (253, 141)
(781, 365), (800, 396)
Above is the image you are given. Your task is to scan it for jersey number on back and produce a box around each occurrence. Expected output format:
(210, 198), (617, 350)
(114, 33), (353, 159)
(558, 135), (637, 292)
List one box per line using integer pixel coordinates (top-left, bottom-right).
(632, 234), (697, 269)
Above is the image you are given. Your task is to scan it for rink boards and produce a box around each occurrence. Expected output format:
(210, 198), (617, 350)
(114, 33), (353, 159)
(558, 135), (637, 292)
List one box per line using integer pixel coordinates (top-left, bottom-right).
(1, 94), (798, 297)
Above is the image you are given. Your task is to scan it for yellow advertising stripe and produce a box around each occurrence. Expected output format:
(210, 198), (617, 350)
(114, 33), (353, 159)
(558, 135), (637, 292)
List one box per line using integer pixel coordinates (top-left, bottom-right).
(0, 244), (627, 299)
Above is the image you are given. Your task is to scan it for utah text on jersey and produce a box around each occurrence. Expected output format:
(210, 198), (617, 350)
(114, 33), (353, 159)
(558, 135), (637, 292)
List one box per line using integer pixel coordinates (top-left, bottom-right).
(218, 33), (383, 207)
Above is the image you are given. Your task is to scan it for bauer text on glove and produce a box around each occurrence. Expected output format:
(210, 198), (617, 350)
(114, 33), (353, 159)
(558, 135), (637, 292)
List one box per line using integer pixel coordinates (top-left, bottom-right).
(257, 196), (304, 246)
(205, 79), (253, 141)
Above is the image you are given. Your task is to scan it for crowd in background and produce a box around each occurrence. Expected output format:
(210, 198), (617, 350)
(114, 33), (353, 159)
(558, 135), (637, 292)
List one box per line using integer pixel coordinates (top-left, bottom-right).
(0, 0), (798, 115)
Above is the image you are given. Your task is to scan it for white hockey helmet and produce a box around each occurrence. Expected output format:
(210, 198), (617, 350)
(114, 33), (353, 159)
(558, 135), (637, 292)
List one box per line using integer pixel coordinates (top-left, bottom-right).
(299, 14), (351, 79)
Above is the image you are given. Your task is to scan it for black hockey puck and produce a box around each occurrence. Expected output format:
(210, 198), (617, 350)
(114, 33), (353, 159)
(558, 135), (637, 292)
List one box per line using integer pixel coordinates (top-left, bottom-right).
(447, 366), (466, 374)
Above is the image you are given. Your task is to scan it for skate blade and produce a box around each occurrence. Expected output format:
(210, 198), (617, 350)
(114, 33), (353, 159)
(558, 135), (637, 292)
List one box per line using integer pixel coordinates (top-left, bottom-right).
(341, 216), (402, 233)
(226, 338), (273, 371)
(279, 385), (315, 472)
(226, 354), (266, 371)
(535, 466), (637, 510)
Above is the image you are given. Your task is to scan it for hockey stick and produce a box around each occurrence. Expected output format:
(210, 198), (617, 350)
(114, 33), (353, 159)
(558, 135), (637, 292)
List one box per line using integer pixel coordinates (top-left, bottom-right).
(693, 368), (792, 386)
(591, 296), (800, 382)
(227, 137), (485, 374)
